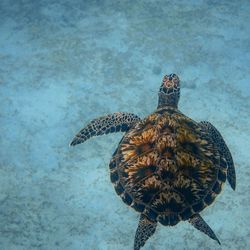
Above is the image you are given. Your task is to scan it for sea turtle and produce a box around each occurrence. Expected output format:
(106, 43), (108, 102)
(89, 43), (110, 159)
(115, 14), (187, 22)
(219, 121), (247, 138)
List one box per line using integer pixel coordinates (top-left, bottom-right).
(70, 74), (236, 250)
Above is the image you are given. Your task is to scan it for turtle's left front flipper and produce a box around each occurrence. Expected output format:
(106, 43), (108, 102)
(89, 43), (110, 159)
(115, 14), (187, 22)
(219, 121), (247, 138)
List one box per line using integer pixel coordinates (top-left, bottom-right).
(70, 112), (141, 146)
(200, 121), (236, 190)
(134, 214), (157, 250)
(189, 214), (220, 245)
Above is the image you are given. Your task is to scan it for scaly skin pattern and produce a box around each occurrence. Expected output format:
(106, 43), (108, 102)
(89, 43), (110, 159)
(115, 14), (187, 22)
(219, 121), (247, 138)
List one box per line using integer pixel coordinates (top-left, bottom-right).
(200, 121), (236, 190)
(110, 107), (227, 226)
(70, 112), (141, 146)
(134, 214), (157, 250)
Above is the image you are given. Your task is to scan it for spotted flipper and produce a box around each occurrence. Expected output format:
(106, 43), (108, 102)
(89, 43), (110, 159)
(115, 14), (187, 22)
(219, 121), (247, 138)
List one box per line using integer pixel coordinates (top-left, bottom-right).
(189, 214), (220, 245)
(200, 121), (236, 190)
(134, 214), (157, 250)
(70, 112), (141, 146)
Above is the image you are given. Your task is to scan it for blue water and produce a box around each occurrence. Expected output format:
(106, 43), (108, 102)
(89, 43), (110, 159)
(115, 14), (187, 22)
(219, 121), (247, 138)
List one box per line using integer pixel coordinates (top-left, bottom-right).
(0, 1), (250, 249)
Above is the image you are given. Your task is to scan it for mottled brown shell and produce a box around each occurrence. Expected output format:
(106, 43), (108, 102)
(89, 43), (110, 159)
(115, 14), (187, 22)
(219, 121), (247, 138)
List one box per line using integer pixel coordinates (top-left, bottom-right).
(109, 108), (227, 226)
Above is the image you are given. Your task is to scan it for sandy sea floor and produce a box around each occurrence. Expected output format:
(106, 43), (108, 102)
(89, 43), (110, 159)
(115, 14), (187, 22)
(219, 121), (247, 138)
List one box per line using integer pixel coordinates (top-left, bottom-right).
(0, 0), (250, 249)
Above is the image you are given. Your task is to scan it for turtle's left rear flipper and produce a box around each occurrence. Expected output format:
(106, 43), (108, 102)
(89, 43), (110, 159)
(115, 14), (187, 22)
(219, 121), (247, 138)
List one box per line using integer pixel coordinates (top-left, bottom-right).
(134, 214), (157, 250)
(70, 112), (141, 146)
(189, 213), (220, 245)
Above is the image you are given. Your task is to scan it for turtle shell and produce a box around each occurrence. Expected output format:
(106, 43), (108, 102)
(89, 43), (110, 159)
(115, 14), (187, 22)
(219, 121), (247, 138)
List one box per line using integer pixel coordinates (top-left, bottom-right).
(109, 108), (227, 226)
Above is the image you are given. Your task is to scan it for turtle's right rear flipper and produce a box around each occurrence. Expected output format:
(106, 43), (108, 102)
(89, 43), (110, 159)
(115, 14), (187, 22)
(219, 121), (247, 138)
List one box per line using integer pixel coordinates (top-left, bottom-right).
(189, 214), (220, 245)
(70, 112), (141, 146)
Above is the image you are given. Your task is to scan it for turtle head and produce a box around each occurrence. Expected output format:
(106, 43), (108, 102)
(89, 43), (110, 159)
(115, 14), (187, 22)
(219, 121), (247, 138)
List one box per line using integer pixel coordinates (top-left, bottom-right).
(157, 74), (180, 109)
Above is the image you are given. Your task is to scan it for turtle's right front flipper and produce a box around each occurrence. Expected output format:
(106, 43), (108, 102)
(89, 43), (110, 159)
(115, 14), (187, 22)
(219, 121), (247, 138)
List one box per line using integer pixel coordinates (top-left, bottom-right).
(70, 112), (141, 146)
(199, 121), (236, 190)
